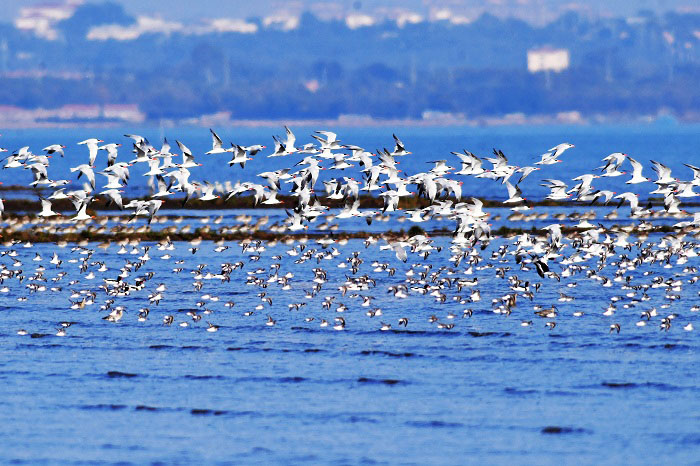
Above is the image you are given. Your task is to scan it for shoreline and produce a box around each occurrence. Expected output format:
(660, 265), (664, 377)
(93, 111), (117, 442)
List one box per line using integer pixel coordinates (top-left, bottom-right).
(0, 114), (693, 130)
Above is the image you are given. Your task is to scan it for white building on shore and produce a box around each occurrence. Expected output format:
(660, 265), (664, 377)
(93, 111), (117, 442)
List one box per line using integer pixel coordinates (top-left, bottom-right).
(527, 47), (570, 73)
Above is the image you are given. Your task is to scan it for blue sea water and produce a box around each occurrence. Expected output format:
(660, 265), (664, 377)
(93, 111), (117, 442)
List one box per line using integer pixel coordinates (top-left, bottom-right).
(0, 124), (698, 464)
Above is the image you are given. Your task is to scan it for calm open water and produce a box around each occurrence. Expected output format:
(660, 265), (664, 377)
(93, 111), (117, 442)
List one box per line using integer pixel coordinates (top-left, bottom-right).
(0, 124), (698, 464)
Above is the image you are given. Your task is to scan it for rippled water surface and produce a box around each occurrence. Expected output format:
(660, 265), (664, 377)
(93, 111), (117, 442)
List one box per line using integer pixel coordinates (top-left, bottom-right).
(0, 124), (699, 464)
(0, 235), (698, 464)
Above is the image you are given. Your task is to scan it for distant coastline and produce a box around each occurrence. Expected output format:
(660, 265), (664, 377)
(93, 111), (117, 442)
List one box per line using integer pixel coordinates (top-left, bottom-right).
(0, 111), (688, 130)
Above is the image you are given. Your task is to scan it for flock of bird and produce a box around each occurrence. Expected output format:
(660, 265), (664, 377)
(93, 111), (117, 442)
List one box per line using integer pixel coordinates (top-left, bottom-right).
(0, 128), (698, 337)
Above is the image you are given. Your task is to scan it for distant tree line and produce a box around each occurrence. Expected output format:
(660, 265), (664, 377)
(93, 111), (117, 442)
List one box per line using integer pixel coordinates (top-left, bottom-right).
(0, 3), (698, 120)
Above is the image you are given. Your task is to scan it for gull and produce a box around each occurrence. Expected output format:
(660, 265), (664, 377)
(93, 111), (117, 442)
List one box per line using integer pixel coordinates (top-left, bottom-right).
(480, 149), (517, 183)
(428, 160), (454, 175)
(69, 164), (96, 189)
(242, 183), (265, 205)
(144, 158), (163, 177)
(651, 160), (675, 186)
(684, 163), (700, 186)
(67, 188), (92, 210)
(451, 150), (484, 175)
(158, 138), (173, 156)
(675, 181), (698, 198)
(206, 129), (230, 155)
(48, 179), (69, 188)
(626, 157), (649, 184)
(28, 154), (51, 166)
(379, 190), (400, 212)
(362, 165), (383, 192)
(569, 173), (599, 199)
(168, 166), (192, 191)
(346, 145), (374, 168)
(103, 307), (125, 322)
(584, 190), (616, 205)
(324, 178), (343, 199)
(124, 134), (148, 146)
(389, 241), (408, 262)
(268, 136), (295, 157)
(48, 188), (69, 200)
(377, 150), (398, 170)
(3, 153), (25, 169)
(128, 141), (152, 164)
(535, 151), (564, 165)
(295, 157), (322, 186)
(391, 134), (411, 156)
(405, 208), (429, 223)
(283, 126), (297, 151)
(26, 163), (53, 187)
(286, 210), (308, 231)
(546, 142), (575, 159)
(101, 162), (131, 184)
(77, 138), (103, 165)
(258, 169), (290, 191)
(515, 166), (540, 183)
(228, 144), (252, 168)
(541, 179), (570, 201)
(664, 192), (682, 214)
(37, 198), (60, 217)
(159, 154), (177, 170)
(503, 182), (525, 204)
(99, 189), (124, 210)
(615, 192), (650, 216)
(176, 140), (202, 168)
(130, 199), (164, 224)
(261, 189), (282, 205)
(599, 152), (627, 177)
(71, 198), (94, 222)
(417, 174), (438, 202)
(330, 153), (353, 170)
(43, 144), (66, 157)
(144, 199), (165, 224)
(101, 173), (123, 190)
(392, 179), (413, 197)
(312, 131), (341, 150)
(197, 182), (219, 201)
(151, 175), (173, 198)
(239, 144), (266, 156)
(336, 199), (361, 219)
(297, 143), (320, 155)
(98, 143), (121, 166)
(438, 178), (463, 201)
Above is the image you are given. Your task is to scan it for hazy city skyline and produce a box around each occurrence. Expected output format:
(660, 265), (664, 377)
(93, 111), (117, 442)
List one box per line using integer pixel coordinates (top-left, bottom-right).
(1, 0), (698, 125)
(1, 0), (696, 25)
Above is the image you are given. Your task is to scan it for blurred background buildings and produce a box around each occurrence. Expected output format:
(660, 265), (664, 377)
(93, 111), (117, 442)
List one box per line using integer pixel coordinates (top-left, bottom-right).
(0, 0), (698, 125)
